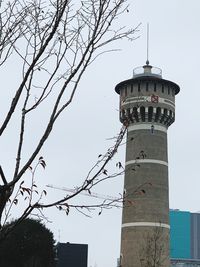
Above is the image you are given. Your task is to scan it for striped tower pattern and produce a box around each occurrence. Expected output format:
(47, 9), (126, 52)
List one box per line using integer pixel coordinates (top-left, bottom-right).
(115, 63), (180, 267)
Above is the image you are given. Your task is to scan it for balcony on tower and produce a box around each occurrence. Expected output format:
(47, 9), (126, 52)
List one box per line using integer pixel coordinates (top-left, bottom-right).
(133, 62), (162, 78)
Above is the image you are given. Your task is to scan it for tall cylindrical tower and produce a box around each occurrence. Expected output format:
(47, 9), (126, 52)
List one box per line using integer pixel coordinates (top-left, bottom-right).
(115, 62), (180, 267)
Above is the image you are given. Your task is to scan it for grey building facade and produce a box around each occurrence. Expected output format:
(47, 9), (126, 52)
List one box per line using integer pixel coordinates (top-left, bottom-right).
(191, 212), (200, 259)
(115, 62), (180, 267)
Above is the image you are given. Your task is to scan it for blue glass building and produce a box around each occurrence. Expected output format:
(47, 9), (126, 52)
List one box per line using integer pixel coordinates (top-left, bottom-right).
(170, 210), (200, 266)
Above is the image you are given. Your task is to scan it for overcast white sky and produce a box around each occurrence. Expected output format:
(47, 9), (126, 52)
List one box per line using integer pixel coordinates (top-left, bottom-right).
(1, 1), (200, 267)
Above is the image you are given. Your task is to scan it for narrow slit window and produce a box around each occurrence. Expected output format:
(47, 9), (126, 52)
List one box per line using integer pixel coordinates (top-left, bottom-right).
(162, 84), (164, 93)
(148, 107), (153, 122)
(138, 83), (141, 92)
(155, 107), (161, 122)
(140, 106), (145, 122)
(124, 86), (127, 96)
(154, 83), (157, 92)
(146, 82), (149, 92)
(131, 84), (133, 93)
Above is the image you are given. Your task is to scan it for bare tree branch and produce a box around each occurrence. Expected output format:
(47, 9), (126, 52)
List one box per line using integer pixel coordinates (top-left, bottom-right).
(0, 0), (140, 240)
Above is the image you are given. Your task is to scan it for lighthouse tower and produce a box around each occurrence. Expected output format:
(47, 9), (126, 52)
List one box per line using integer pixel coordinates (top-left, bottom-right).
(115, 61), (180, 267)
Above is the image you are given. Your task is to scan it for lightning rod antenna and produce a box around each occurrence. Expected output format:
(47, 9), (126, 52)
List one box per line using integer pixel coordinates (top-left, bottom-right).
(146, 23), (149, 65)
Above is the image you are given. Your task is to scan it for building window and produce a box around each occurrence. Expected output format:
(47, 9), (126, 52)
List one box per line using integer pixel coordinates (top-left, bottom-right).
(146, 82), (149, 92)
(131, 84), (133, 93)
(168, 86), (170, 95)
(154, 83), (157, 92)
(148, 106), (153, 122)
(155, 107), (161, 122)
(124, 86), (127, 96)
(140, 106), (145, 122)
(162, 84), (164, 93)
(138, 83), (141, 92)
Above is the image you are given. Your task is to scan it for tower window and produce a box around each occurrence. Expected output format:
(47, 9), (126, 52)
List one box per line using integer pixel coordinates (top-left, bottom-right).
(168, 86), (170, 95)
(138, 83), (141, 92)
(148, 107), (153, 122)
(154, 83), (157, 92)
(146, 82), (149, 92)
(155, 107), (161, 122)
(133, 107), (139, 122)
(131, 84), (133, 93)
(124, 86), (127, 96)
(140, 106), (145, 122)
(162, 84), (164, 93)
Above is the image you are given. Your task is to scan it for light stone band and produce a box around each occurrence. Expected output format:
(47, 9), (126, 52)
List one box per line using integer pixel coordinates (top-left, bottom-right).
(125, 159), (168, 167)
(128, 124), (167, 133)
(122, 96), (175, 109)
(122, 222), (170, 229)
